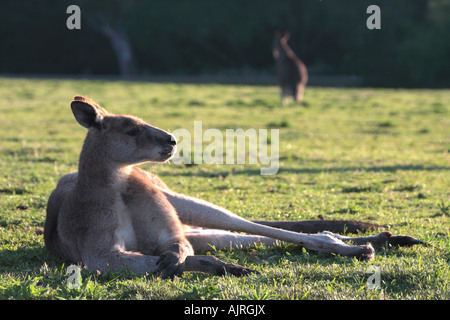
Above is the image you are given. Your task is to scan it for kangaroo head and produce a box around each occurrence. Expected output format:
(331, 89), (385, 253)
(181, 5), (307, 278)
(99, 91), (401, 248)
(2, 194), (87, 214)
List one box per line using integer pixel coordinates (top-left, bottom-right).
(273, 31), (291, 59)
(280, 31), (291, 43)
(71, 96), (176, 165)
(274, 31), (291, 45)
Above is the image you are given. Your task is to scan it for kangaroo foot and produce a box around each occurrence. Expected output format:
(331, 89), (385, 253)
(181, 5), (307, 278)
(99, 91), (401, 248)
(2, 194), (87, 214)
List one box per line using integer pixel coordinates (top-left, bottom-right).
(324, 231), (425, 250)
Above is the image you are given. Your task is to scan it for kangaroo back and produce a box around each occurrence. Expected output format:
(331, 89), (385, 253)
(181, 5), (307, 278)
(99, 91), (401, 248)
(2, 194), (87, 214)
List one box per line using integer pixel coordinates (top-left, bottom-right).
(44, 172), (77, 259)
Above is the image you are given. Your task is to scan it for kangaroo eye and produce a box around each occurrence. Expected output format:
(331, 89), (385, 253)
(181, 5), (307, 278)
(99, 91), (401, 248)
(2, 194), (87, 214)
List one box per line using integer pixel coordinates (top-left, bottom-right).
(126, 127), (141, 136)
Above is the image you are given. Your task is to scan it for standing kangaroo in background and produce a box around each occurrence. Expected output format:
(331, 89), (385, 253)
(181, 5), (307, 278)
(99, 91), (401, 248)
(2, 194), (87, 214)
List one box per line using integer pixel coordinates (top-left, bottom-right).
(273, 31), (309, 104)
(44, 96), (423, 278)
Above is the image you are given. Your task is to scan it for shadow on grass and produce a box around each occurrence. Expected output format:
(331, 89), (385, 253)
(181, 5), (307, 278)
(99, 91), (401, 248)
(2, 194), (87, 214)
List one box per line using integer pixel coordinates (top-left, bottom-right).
(0, 246), (59, 274)
(161, 164), (450, 178)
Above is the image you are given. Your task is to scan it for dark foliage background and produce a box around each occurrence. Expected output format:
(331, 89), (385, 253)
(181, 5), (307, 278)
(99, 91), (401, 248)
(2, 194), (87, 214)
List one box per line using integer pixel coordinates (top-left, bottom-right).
(1, 0), (449, 87)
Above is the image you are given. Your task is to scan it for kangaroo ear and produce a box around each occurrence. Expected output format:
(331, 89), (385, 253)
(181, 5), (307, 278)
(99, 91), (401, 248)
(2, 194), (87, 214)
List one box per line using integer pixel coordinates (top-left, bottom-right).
(71, 96), (108, 129)
(282, 31), (291, 41)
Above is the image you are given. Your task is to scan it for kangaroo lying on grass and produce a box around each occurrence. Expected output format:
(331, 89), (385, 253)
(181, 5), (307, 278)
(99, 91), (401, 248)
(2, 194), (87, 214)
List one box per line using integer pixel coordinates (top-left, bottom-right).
(44, 96), (423, 278)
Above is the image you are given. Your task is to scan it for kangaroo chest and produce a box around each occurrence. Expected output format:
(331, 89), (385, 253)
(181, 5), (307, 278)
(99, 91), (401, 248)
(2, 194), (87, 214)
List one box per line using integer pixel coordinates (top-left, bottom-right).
(113, 197), (137, 251)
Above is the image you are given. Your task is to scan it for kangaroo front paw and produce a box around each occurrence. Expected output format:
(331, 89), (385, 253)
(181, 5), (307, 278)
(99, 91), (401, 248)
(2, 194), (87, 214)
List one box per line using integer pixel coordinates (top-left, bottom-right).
(155, 250), (185, 279)
(155, 243), (191, 279)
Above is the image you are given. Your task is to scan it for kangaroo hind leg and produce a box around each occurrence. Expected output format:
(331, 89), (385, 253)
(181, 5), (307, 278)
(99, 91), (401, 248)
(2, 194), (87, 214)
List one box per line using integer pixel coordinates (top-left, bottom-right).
(186, 228), (278, 252)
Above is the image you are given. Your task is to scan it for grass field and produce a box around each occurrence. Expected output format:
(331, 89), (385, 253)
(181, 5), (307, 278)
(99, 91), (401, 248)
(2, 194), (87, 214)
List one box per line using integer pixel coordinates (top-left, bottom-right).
(0, 76), (448, 300)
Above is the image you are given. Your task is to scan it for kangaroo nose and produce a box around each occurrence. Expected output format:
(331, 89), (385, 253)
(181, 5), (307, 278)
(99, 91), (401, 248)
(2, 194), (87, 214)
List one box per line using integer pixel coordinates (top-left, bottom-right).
(168, 134), (177, 145)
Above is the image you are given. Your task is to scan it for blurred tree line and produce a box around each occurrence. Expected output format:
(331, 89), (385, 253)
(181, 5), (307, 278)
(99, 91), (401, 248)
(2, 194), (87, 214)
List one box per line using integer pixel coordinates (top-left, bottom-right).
(0, 0), (449, 87)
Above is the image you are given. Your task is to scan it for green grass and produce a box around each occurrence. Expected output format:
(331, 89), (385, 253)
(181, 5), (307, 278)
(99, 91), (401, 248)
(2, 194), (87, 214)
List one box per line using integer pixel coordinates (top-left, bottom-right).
(0, 77), (448, 300)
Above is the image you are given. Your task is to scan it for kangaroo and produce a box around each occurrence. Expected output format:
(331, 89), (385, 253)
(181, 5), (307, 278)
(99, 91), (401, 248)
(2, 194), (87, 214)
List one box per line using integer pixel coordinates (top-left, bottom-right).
(273, 31), (308, 104)
(44, 96), (423, 278)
